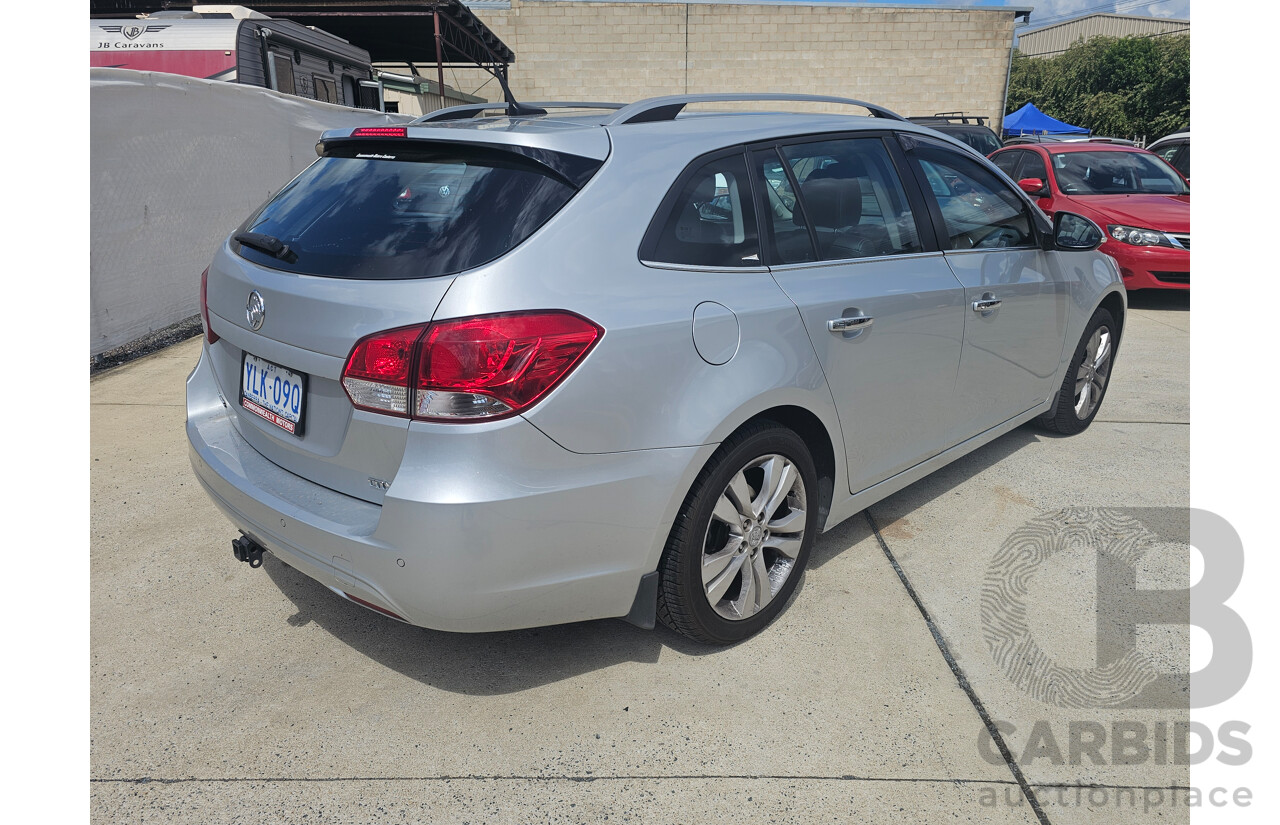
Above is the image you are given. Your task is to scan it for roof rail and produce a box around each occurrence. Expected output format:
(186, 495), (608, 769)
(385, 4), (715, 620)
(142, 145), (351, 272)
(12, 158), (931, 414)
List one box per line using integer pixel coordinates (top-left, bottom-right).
(412, 101), (626, 124)
(602, 94), (908, 126)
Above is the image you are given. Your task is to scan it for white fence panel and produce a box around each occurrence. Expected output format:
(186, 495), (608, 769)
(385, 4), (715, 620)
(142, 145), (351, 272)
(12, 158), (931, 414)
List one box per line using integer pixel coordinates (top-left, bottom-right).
(91, 68), (410, 355)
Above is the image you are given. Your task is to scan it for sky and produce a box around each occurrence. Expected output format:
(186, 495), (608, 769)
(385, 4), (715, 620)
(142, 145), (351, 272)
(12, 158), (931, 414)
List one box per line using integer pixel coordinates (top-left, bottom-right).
(803, 0), (1192, 26)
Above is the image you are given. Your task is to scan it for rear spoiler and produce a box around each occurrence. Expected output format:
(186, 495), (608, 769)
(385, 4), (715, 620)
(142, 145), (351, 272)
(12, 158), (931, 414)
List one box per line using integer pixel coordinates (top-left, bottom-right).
(315, 129), (603, 189)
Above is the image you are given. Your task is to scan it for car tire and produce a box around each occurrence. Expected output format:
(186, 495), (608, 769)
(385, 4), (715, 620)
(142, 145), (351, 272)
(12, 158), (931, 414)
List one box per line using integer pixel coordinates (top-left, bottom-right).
(1037, 306), (1118, 435)
(656, 422), (820, 644)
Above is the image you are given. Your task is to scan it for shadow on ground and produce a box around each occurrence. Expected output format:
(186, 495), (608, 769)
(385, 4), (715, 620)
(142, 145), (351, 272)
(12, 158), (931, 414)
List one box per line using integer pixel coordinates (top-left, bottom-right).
(1127, 290), (1189, 312)
(259, 420), (1051, 694)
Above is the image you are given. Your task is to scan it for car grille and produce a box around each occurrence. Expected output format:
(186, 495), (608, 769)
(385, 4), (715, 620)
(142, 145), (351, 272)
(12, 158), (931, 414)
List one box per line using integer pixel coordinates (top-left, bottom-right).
(1153, 271), (1190, 284)
(1167, 233), (1190, 250)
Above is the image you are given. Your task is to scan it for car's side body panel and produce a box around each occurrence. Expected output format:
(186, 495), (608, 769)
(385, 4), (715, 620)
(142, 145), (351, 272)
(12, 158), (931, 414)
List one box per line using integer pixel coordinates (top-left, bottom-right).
(769, 254), (967, 492)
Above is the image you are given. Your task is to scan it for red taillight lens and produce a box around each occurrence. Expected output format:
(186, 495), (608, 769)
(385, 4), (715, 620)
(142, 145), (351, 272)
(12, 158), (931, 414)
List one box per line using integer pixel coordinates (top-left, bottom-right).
(341, 325), (427, 416)
(416, 312), (602, 420)
(200, 267), (219, 345)
(351, 126), (407, 138)
(339, 312), (602, 422)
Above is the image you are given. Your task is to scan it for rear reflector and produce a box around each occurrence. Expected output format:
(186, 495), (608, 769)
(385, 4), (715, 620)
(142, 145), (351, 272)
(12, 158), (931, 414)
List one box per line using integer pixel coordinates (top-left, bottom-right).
(341, 591), (407, 622)
(340, 311), (602, 422)
(351, 126), (407, 138)
(200, 267), (219, 345)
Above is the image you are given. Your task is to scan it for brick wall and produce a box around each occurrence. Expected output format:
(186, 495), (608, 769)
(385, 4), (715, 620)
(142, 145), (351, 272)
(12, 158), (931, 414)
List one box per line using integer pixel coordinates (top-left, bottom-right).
(447, 1), (1017, 128)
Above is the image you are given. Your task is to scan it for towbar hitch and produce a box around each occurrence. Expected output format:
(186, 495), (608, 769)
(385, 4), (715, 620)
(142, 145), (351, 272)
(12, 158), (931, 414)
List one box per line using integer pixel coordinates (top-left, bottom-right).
(231, 535), (264, 568)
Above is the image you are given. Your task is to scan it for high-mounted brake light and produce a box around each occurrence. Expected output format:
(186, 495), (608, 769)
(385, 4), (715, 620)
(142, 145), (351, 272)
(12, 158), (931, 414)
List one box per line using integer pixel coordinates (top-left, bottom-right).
(340, 312), (602, 422)
(351, 126), (407, 138)
(200, 267), (219, 345)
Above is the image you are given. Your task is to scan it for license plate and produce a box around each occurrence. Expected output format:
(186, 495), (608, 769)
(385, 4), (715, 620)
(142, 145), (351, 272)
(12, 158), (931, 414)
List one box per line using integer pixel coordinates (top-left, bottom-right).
(240, 352), (306, 436)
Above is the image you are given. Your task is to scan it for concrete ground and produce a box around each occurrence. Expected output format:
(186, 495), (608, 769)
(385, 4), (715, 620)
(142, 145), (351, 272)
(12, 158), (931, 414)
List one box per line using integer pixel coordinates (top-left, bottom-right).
(91, 292), (1190, 824)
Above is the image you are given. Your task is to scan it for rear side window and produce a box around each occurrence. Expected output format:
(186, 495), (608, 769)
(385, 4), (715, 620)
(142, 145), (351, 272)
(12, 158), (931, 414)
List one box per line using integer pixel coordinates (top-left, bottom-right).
(235, 145), (591, 279)
(642, 153), (760, 268)
(948, 127), (1002, 156)
(779, 137), (922, 261)
(992, 151), (1022, 178)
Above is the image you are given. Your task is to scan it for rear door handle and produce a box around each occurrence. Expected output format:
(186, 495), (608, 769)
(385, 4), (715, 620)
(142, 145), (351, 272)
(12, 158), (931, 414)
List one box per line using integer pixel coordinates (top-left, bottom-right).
(827, 315), (874, 333)
(972, 298), (1002, 312)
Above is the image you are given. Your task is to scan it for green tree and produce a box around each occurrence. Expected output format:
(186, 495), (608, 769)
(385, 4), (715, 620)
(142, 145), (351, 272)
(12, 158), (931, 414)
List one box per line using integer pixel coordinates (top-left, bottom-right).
(1006, 35), (1189, 141)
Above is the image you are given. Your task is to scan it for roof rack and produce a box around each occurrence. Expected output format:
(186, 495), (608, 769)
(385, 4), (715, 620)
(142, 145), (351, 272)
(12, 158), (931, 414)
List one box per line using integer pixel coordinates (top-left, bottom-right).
(413, 101), (626, 123)
(908, 112), (990, 126)
(602, 94), (908, 126)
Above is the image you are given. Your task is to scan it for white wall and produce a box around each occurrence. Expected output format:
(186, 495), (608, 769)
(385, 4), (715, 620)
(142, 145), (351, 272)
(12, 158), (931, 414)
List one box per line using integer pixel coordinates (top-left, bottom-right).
(90, 68), (411, 355)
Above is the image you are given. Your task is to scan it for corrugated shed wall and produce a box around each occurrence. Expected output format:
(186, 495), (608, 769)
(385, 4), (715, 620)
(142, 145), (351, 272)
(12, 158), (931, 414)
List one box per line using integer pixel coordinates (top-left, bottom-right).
(1017, 14), (1189, 58)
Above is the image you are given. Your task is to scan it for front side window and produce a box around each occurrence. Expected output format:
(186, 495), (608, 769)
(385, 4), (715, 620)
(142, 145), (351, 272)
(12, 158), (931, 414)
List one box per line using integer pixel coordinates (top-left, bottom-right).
(1051, 150), (1188, 195)
(643, 153), (760, 267)
(1020, 151), (1049, 184)
(775, 137), (922, 262)
(911, 144), (1035, 250)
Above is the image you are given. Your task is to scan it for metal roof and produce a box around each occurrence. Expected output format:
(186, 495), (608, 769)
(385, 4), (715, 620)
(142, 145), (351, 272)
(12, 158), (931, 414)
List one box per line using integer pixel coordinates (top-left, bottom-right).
(1018, 11), (1190, 37)
(505, 0), (1030, 10)
(88, 1), (515, 66)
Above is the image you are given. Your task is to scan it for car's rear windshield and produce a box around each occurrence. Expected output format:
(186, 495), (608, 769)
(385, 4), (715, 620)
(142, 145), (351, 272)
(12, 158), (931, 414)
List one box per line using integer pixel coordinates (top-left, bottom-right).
(233, 144), (595, 279)
(1052, 150), (1188, 195)
(947, 127), (1002, 156)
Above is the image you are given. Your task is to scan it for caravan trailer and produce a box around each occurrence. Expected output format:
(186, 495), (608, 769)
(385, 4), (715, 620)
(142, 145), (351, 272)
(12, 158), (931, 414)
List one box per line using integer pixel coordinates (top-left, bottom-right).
(90, 4), (382, 110)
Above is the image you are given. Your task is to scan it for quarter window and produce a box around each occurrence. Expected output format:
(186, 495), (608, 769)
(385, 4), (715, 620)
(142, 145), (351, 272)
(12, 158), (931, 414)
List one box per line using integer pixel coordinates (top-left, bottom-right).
(643, 154), (760, 268)
(911, 144), (1035, 250)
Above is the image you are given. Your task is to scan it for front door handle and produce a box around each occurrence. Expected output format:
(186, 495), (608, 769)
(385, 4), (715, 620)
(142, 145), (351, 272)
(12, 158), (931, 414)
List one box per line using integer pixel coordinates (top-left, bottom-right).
(972, 297), (1002, 313)
(828, 315), (874, 333)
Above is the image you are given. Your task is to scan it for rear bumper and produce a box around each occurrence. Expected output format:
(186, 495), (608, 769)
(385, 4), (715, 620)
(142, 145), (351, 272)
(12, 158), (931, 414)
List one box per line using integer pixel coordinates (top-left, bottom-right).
(1104, 241), (1189, 290)
(186, 346), (708, 632)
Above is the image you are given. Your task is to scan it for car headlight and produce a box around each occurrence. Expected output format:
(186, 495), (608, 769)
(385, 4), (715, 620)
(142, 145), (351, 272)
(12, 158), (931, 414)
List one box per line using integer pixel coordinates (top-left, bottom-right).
(1107, 225), (1173, 247)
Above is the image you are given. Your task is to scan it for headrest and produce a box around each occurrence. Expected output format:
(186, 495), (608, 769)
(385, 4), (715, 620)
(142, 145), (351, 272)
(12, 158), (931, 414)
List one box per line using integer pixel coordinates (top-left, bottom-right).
(799, 177), (863, 229)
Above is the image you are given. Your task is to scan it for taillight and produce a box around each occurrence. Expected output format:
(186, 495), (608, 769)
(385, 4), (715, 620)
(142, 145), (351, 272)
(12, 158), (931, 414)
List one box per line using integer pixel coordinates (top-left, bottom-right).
(200, 267), (219, 345)
(416, 312), (602, 420)
(341, 325), (426, 416)
(340, 311), (602, 422)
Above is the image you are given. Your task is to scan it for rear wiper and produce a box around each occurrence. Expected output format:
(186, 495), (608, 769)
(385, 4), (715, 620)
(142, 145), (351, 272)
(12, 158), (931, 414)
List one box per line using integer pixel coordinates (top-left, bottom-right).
(234, 231), (297, 263)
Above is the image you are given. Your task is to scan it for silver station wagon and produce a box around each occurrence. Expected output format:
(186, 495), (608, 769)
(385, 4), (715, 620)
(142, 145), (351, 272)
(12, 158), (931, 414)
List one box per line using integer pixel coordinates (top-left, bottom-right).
(187, 94), (1124, 643)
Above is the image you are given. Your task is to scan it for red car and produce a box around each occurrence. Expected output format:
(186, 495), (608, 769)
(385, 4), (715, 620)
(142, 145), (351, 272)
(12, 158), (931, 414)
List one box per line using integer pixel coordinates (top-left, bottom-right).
(989, 143), (1189, 290)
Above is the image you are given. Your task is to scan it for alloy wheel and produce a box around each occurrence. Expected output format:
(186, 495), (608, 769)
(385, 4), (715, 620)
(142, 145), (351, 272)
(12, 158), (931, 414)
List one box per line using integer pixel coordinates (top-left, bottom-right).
(1074, 324), (1113, 419)
(700, 454), (807, 620)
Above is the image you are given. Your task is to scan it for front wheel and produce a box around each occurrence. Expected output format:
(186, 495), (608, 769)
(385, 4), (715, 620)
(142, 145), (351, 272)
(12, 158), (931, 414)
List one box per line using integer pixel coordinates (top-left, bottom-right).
(656, 423), (819, 644)
(1038, 306), (1117, 435)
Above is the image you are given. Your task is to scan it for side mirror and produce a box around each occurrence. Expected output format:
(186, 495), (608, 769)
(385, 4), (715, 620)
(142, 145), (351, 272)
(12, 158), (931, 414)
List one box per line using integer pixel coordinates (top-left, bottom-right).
(1018, 178), (1049, 197)
(1053, 212), (1105, 251)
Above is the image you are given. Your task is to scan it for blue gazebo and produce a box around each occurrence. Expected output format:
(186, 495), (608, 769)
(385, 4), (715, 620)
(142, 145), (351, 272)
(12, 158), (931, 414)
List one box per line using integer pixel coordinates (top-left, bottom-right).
(1002, 103), (1089, 137)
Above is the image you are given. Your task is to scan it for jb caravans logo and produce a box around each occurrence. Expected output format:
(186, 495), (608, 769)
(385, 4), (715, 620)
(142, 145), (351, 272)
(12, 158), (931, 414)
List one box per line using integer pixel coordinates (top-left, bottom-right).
(96, 23), (170, 49)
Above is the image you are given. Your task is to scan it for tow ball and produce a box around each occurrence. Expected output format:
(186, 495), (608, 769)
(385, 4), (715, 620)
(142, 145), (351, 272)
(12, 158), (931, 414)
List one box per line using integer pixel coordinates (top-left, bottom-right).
(231, 535), (265, 568)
